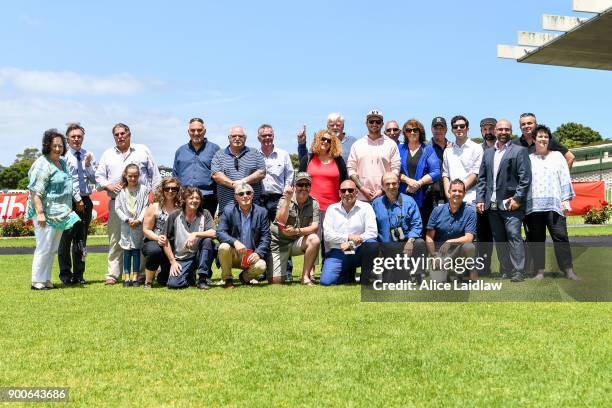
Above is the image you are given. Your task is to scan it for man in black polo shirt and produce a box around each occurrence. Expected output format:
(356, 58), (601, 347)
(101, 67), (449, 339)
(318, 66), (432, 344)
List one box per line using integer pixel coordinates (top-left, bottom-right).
(514, 112), (575, 168)
(429, 116), (451, 207)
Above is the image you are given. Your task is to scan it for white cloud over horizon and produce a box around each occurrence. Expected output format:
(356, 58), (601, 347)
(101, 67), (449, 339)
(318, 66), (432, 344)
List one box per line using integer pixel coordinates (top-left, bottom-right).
(0, 67), (158, 96)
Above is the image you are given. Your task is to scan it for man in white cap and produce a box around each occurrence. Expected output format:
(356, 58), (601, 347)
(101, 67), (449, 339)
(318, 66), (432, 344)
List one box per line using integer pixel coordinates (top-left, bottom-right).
(346, 110), (401, 202)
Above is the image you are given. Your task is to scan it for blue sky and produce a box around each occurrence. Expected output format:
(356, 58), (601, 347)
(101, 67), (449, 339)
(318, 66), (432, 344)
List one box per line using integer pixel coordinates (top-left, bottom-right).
(1, 0), (610, 167)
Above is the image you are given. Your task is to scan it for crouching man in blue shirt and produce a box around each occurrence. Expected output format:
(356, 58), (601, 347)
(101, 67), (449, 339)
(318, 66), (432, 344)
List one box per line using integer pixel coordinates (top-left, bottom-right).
(372, 172), (426, 282)
(426, 179), (478, 281)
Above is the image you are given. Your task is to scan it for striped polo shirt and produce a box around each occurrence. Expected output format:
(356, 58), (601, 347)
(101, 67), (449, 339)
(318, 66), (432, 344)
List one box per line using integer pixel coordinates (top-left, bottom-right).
(211, 146), (266, 213)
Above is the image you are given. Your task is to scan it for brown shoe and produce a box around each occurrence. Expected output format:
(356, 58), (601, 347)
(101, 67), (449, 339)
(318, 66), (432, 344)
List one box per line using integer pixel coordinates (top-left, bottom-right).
(105, 278), (117, 285)
(224, 279), (235, 289)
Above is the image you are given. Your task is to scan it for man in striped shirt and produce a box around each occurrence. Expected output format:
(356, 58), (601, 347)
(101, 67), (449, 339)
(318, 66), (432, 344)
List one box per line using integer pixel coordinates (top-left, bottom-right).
(211, 126), (266, 214)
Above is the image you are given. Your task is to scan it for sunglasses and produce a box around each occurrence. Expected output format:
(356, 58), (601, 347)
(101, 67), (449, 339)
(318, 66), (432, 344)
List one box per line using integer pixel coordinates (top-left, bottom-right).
(368, 120), (383, 125)
(234, 157), (239, 171)
(163, 187), (179, 192)
(404, 128), (420, 134)
(236, 191), (253, 197)
(320, 137), (332, 143)
(340, 188), (355, 194)
(452, 124), (467, 130)
(296, 183), (311, 188)
(385, 128), (400, 132)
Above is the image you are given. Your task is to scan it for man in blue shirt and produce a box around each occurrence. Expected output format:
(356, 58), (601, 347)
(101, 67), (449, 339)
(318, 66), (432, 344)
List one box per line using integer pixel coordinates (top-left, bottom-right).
(426, 179), (477, 280)
(172, 117), (220, 217)
(372, 172), (426, 282)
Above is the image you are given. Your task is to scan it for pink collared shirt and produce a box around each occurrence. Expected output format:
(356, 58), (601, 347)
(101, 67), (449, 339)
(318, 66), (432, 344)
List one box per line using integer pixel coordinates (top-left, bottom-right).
(346, 134), (401, 201)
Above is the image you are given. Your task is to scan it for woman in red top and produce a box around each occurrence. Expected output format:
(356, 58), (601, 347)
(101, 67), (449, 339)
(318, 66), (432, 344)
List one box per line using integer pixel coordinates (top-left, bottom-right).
(299, 130), (348, 266)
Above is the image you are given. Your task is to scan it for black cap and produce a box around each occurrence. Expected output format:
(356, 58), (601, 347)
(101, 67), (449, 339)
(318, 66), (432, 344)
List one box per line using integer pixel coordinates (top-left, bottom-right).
(431, 117), (447, 127)
(480, 117), (497, 127)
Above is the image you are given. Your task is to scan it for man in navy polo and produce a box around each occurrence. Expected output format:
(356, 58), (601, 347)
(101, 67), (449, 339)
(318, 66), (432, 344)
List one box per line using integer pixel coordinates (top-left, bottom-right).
(172, 117), (220, 217)
(426, 179), (477, 280)
(212, 126), (266, 214)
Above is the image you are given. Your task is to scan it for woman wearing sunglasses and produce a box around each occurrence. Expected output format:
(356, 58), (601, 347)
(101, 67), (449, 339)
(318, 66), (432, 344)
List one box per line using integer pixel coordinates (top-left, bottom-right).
(141, 177), (182, 288)
(398, 119), (441, 231)
(299, 130), (349, 259)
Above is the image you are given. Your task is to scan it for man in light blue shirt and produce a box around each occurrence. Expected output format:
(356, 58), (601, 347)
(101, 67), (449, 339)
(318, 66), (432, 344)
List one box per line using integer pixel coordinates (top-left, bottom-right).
(58, 123), (97, 286)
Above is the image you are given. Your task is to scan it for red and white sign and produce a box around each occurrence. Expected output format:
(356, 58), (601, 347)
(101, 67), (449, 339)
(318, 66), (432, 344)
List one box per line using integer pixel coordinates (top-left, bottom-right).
(0, 191), (110, 222)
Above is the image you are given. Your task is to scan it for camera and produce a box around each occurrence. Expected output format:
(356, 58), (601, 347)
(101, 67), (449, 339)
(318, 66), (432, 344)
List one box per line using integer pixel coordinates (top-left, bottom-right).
(390, 227), (405, 242)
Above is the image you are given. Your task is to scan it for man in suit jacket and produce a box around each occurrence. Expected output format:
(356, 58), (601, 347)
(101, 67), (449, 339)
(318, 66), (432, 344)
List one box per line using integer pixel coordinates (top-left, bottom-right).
(476, 119), (531, 282)
(217, 182), (271, 288)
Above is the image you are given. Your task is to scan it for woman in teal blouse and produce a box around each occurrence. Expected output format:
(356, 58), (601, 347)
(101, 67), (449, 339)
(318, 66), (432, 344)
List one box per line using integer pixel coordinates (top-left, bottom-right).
(28, 129), (80, 290)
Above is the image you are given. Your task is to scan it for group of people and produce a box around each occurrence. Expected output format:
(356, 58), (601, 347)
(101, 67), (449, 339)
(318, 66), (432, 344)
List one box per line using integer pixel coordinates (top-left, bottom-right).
(27, 110), (579, 290)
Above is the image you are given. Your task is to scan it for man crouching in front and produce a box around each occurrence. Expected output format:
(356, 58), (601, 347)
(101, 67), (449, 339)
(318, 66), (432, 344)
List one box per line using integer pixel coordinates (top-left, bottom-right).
(217, 183), (271, 288)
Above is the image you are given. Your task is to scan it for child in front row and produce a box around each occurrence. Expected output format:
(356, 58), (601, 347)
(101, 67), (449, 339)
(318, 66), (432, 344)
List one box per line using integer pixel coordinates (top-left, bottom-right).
(115, 164), (149, 287)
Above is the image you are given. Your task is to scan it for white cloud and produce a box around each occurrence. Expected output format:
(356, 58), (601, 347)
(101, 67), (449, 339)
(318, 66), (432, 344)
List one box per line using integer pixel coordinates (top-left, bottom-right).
(0, 67), (156, 96)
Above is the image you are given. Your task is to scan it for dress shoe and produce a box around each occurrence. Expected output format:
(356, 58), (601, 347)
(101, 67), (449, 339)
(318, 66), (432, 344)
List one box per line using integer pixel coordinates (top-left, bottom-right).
(31, 282), (49, 290)
(565, 270), (580, 281)
(62, 280), (74, 287)
(510, 273), (525, 282)
(239, 272), (250, 285)
(132, 280), (139, 288)
(105, 278), (117, 285)
(223, 279), (236, 289)
(122, 281), (131, 288)
(72, 277), (86, 285)
(197, 279), (210, 290)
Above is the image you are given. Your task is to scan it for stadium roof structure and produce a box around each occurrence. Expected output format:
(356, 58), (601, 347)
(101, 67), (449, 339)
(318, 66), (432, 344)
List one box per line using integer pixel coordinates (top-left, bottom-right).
(497, 0), (612, 70)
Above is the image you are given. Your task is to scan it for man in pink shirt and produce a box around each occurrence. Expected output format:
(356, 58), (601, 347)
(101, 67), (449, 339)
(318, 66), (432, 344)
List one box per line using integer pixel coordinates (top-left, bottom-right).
(347, 110), (401, 202)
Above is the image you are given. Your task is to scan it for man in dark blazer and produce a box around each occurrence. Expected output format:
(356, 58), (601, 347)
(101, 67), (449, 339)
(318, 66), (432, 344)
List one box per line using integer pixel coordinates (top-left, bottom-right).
(217, 182), (271, 288)
(476, 119), (531, 282)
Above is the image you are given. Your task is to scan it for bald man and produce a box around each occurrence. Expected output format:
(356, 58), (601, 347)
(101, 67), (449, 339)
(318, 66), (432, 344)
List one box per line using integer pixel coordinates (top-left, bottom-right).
(476, 119), (531, 282)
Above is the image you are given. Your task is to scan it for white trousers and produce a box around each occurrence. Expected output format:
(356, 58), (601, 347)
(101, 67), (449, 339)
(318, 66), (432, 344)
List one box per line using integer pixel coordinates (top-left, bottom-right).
(32, 221), (63, 283)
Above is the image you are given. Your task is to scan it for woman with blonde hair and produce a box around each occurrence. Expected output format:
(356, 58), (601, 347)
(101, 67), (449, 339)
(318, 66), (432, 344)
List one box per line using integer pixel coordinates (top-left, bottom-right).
(141, 177), (182, 288)
(298, 130), (348, 275)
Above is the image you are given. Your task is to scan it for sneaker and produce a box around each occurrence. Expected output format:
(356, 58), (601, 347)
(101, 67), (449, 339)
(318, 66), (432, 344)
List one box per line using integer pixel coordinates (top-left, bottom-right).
(122, 281), (131, 288)
(197, 279), (210, 290)
(31, 282), (49, 290)
(44, 280), (56, 289)
(132, 280), (140, 288)
(143, 282), (153, 289)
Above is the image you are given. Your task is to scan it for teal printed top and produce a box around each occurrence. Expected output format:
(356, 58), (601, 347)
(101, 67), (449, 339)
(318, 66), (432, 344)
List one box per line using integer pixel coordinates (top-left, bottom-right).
(27, 156), (80, 230)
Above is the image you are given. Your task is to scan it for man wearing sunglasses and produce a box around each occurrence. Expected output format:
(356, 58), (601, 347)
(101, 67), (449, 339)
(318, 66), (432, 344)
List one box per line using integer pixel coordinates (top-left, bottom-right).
(320, 180), (377, 285)
(212, 126), (266, 215)
(442, 115), (482, 204)
(514, 113), (575, 169)
(269, 172), (321, 285)
(384, 120), (402, 144)
(428, 116), (452, 209)
(172, 118), (220, 217)
(347, 110), (401, 202)
(217, 183), (270, 288)
(476, 119), (531, 282)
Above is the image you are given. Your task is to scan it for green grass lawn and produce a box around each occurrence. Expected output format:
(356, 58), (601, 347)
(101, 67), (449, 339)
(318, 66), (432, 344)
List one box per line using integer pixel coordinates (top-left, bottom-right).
(1, 254), (610, 407)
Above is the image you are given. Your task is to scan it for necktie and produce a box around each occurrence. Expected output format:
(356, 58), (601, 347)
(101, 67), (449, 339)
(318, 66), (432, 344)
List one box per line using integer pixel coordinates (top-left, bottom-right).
(75, 151), (88, 194)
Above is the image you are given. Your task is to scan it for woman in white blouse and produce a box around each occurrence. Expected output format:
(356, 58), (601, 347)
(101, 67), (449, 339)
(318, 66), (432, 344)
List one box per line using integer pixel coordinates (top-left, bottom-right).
(525, 125), (578, 280)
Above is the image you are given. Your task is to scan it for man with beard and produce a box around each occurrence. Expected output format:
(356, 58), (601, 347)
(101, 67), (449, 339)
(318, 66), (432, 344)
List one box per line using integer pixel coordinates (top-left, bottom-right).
(172, 117), (220, 216)
(429, 116), (451, 207)
(514, 112), (575, 168)
(476, 119), (531, 282)
(475, 117), (497, 275)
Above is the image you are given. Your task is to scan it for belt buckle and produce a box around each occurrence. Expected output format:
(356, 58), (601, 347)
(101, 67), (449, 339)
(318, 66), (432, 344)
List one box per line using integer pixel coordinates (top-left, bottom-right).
(490, 202), (498, 210)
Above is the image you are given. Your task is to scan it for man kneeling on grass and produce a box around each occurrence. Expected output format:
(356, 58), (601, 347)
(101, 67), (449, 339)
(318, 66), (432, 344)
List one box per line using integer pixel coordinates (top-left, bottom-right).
(425, 179), (477, 281)
(217, 183), (270, 288)
(163, 187), (216, 290)
(269, 172), (321, 285)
